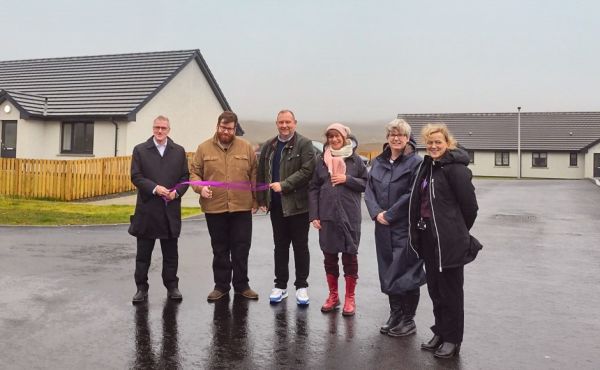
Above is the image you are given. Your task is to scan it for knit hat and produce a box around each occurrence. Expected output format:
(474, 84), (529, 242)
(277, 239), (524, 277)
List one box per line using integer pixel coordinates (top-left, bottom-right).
(325, 123), (350, 139)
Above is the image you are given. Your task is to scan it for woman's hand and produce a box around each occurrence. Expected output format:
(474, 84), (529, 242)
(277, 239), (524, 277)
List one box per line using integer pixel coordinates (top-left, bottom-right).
(331, 174), (347, 186)
(312, 219), (322, 229)
(376, 211), (389, 225)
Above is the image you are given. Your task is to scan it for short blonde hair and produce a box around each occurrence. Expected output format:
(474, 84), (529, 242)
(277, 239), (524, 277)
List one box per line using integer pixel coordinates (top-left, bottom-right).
(386, 119), (411, 138)
(421, 123), (457, 149)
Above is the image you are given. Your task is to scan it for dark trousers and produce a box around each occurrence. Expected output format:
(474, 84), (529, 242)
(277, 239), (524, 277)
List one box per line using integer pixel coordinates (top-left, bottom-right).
(323, 252), (358, 278)
(205, 211), (252, 293)
(269, 203), (310, 289)
(420, 223), (465, 344)
(134, 237), (179, 291)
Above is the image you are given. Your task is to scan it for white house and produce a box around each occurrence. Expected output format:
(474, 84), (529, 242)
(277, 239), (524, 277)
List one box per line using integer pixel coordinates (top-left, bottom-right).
(398, 112), (600, 180)
(0, 49), (239, 159)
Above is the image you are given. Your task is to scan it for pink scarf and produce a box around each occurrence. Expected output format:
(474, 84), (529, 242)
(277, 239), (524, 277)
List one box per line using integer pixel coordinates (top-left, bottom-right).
(324, 148), (346, 176)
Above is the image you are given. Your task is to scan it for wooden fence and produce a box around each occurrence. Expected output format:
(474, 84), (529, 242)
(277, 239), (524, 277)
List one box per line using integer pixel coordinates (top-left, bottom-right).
(0, 156), (135, 201)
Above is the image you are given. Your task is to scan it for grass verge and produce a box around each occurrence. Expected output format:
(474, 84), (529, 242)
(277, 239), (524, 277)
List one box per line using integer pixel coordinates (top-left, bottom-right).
(0, 196), (201, 226)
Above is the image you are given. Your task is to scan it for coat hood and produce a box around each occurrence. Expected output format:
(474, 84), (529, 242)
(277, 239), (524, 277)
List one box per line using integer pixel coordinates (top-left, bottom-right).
(436, 145), (470, 166)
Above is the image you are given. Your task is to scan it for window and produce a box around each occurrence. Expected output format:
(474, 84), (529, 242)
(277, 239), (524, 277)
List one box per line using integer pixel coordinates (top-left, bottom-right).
(467, 150), (474, 164)
(61, 122), (94, 154)
(569, 152), (578, 167)
(532, 152), (547, 168)
(495, 151), (509, 166)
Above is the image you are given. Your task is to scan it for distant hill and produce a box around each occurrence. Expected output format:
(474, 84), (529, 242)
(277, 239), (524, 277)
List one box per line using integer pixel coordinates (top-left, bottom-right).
(240, 120), (390, 156)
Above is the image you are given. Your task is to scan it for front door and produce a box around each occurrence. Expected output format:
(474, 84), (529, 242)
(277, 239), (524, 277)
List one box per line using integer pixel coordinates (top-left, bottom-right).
(1, 120), (17, 158)
(594, 153), (600, 177)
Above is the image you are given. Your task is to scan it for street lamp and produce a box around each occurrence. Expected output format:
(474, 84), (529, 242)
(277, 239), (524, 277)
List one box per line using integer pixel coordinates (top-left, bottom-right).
(517, 106), (521, 179)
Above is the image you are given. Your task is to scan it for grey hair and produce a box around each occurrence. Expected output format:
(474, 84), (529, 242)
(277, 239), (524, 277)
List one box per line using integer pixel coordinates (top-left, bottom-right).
(385, 118), (411, 137)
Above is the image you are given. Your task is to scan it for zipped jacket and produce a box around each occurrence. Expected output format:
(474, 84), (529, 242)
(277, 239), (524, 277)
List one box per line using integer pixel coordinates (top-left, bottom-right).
(408, 147), (480, 271)
(189, 134), (257, 214)
(257, 132), (316, 217)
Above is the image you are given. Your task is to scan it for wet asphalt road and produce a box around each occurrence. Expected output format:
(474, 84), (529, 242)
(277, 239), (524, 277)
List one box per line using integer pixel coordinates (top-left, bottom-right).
(1, 179), (599, 370)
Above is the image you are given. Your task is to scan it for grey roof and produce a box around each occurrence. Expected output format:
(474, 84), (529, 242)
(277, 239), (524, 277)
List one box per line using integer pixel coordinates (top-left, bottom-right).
(0, 49), (233, 123)
(398, 112), (600, 152)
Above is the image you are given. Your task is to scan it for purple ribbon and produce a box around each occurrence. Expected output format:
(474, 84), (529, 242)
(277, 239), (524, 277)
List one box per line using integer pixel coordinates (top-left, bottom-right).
(162, 180), (270, 203)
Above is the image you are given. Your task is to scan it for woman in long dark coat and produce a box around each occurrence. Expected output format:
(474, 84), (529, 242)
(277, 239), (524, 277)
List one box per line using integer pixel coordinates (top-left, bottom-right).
(365, 119), (425, 337)
(308, 123), (368, 316)
(408, 123), (480, 359)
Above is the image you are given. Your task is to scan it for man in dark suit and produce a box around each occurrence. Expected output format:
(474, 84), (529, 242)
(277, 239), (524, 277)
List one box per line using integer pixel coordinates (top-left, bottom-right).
(129, 115), (190, 303)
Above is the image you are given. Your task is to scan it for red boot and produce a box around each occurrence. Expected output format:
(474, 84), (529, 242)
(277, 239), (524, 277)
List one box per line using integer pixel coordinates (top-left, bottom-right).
(342, 275), (357, 316)
(321, 274), (340, 312)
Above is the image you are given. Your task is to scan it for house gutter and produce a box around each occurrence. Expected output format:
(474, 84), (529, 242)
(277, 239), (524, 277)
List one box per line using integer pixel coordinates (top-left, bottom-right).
(111, 119), (119, 156)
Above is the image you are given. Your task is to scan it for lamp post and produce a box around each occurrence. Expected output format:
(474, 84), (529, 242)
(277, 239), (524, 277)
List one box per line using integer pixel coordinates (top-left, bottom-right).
(517, 106), (521, 179)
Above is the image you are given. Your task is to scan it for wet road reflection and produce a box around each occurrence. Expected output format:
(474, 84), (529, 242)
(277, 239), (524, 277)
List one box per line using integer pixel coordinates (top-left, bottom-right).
(133, 300), (180, 369)
(270, 302), (309, 368)
(208, 296), (250, 369)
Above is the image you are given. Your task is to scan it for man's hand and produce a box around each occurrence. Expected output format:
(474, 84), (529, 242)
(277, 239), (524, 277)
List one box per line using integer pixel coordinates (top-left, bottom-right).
(331, 174), (347, 186)
(312, 219), (321, 229)
(200, 186), (213, 199)
(155, 185), (170, 197)
(270, 182), (282, 192)
(166, 190), (177, 201)
(376, 211), (389, 225)
(259, 206), (268, 213)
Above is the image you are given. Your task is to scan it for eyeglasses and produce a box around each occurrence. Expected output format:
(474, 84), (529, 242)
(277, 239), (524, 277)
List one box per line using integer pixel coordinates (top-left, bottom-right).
(388, 134), (406, 139)
(153, 126), (169, 131)
(217, 125), (236, 133)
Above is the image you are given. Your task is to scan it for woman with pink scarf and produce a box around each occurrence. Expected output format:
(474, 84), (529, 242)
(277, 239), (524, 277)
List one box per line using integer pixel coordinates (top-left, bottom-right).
(308, 123), (368, 316)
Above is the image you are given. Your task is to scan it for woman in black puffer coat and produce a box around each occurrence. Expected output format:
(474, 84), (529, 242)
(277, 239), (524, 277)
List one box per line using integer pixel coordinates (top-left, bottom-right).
(408, 123), (481, 359)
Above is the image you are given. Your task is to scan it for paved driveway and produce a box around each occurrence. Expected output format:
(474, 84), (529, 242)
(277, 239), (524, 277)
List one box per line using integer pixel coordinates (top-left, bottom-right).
(1, 179), (599, 369)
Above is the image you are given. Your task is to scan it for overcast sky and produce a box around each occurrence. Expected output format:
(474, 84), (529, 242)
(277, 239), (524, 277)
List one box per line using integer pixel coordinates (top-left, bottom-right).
(4, 0), (600, 122)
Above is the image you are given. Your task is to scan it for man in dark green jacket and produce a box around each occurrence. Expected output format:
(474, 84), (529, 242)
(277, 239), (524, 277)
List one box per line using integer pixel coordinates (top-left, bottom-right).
(257, 109), (316, 305)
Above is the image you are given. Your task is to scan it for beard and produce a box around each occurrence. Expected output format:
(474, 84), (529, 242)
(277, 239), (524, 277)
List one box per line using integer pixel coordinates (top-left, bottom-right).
(217, 131), (234, 144)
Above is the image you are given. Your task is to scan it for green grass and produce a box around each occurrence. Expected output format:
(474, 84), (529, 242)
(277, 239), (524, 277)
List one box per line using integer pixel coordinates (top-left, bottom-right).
(0, 196), (201, 226)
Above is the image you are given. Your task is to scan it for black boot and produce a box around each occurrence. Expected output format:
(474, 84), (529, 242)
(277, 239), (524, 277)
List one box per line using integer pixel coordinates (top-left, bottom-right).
(380, 295), (403, 334)
(132, 289), (148, 304)
(421, 334), (443, 351)
(388, 293), (419, 337)
(434, 342), (461, 358)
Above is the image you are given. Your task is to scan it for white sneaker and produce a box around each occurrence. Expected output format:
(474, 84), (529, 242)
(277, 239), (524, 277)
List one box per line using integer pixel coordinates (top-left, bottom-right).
(269, 288), (288, 303)
(296, 288), (309, 305)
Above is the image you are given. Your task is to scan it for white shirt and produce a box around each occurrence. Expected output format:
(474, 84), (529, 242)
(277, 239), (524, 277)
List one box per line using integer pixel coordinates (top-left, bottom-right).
(153, 137), (167, 157)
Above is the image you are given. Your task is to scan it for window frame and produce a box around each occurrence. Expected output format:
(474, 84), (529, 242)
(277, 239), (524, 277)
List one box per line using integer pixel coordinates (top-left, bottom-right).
(467, 150), (475, 164)
(569, 152), (578, 167)
(532, 151), (548, 168)
(495, 151), (510, 167)
(61, 121), (94, 154)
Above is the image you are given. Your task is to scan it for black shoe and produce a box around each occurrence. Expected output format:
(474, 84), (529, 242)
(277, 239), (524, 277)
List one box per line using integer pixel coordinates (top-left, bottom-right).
(381, 295), (403, 334)
(387, 318), (416, 337)
(168, 288), (183, 301)
(434, 342), (461, 358)
(132, 289), (148, 303)
(421, 334), (443, 351)
(380, 312), (403, 334)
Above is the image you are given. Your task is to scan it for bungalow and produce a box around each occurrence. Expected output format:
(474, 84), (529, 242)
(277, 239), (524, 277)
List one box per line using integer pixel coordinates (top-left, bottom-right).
(397, 112), (600, 180)
(0, 49), (239, 159)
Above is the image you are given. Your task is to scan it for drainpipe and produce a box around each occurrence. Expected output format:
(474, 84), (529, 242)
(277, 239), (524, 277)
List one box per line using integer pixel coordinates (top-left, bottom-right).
(43, 97), (48, 116)
(517, 107), (521, 179)
(111, 118), (119, 156)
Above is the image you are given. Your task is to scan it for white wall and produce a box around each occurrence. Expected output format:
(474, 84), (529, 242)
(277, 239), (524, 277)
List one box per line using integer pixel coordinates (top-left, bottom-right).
(14, 118), (118, 160)
(470, 151), (518, 177)
(585, 142), (600, 178)
(128, 61), (225, 153)
(16, 119), (50, 158)
(0, 101), (19, 120)
(521, 151), (584, 179)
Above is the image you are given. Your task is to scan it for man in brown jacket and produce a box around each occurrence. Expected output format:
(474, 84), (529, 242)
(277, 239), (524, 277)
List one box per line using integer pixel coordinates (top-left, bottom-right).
(190, 111), (259, 301)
